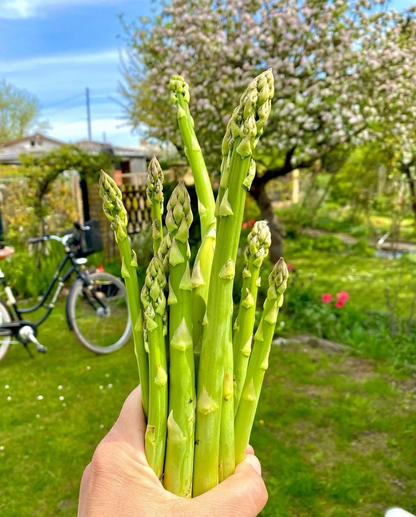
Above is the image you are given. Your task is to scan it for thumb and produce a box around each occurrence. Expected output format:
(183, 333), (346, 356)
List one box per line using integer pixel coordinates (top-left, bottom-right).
(105, 385), (147, 454)
(190, 455), (268, 517)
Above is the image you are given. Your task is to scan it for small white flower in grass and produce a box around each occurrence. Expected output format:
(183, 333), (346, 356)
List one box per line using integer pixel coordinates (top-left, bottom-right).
(4, 385), (9, 389)
(62, 403), (67, 407)
(37, 395), (43, 400)
(99, 385), (104, 390)
(59, 396), (64, 401)
(58, 385), (63, 390)
(105, 373), (109, 378)
(0, 446), (4, 451)
(36, 414), (40, 419)
(7, 396), (11, 401)
(99, 424), (104, 429)
(86, 366), (91, 371)
(107, 384), (113, 389)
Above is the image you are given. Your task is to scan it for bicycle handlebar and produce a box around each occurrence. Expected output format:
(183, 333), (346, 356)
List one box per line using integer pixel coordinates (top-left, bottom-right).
(73, 222), (90, 232)
(28, 235), (63, 244)
(28, 222), (90, 246)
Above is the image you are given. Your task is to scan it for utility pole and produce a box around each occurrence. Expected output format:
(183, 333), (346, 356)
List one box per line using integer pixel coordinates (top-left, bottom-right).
(85, 87), (92, 141)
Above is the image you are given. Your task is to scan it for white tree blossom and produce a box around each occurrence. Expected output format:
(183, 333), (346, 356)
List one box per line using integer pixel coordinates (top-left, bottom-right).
(121, 0), (416, 257)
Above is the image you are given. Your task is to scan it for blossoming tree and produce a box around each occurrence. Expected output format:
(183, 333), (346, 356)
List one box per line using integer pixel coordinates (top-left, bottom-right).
(121, 0), (416, 261)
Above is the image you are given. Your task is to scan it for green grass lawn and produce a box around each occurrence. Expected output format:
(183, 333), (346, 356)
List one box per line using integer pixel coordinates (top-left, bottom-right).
(1, 303), (415, 516)
(284, 240), (416, 314)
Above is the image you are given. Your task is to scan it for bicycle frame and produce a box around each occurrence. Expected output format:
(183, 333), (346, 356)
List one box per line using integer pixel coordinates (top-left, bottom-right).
(0, 250), (106, 333)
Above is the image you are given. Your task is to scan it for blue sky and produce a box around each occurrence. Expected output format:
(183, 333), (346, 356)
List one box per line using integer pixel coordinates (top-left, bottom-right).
(0, 0), (154, 146)
(0, 0), (414, 146)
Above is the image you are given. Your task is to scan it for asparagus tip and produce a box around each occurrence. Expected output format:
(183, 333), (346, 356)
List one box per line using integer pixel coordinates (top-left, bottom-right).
(169, 75), (190, 104)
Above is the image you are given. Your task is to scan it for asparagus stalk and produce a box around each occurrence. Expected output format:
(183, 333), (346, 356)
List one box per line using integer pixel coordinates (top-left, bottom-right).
(99, 170), (149, 418)
(158, 232), (172, 274)
(146, 156), (164, 253)
(233, 221), (271, 414)
(191, 219), (216, 379)
(193, 69), (274, 496)
(169, 75), (215, 238)
(219, 338), (234, 482)
(234, 258), (289, 465)
(163, 182), (195, 497)
(140, 256), (168, 479)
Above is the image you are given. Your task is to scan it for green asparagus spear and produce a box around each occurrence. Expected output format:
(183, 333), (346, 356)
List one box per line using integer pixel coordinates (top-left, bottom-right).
(234, 258), (288, 465)
(193, 69), (275, 496)
(169, 75), (215, 239)
(163, 182), (195, 497)
(191, 219), (216, 379)
(146, 156), (164, 253)
(99, 170), (149, 418)
(220, 223), (271, 481)
(219, 339), (234, 482)
(158, 232), (172, 274)
(233, 221), (271, 414)
(141, 256), (168, 479)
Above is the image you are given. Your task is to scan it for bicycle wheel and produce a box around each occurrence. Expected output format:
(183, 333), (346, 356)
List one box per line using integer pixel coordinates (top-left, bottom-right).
(67, 272), (131, 354)
(0, 299), (12, 362)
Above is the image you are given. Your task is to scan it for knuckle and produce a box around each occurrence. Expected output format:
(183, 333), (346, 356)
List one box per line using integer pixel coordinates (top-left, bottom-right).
(90, 442), (113, 475)
(250, 476), (268, 514)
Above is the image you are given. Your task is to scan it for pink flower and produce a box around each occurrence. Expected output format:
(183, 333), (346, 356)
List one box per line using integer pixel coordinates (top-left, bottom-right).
(248, 219), (256, 227)
(287, 263), (293, 271)
(335, 300), (345, 308)
(337, 291), (349, 303)
(322, 293), (333, 303)
(96, 264), (104, 273)
(242, 222), (248, 229)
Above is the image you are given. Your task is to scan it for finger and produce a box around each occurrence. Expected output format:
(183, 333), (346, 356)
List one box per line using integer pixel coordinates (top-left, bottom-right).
(107, 385), (146, 452)
(190, 455), (268, 517)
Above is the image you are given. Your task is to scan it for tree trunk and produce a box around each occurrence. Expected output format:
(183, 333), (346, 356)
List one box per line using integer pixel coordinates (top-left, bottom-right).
(404, 166), (416, 221)
(250, 182), (284, 263)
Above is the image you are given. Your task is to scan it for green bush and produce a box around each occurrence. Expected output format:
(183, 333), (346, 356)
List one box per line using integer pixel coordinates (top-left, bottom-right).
(350, 238), (375, 257)
(314, 234), (346, 253)
(1, 240), (63, 299)
(279, 271), (416, 365)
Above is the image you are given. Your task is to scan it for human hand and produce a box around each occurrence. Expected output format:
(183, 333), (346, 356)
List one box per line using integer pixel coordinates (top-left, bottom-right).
(0, 247), (14, 259)
(78, 386), (268, 517)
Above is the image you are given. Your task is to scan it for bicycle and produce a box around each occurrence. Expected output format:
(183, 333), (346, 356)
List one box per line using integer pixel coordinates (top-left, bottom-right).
(0, 221), (131, 362)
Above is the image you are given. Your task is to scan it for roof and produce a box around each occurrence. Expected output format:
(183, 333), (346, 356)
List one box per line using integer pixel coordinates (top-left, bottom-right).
(0, 134), (157, 164)
(0, 133), (64, 148)
(76, 139), (154, 159)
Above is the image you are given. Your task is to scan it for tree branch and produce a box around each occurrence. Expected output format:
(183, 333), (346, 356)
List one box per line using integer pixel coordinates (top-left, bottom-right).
(252, 148), (296, 186)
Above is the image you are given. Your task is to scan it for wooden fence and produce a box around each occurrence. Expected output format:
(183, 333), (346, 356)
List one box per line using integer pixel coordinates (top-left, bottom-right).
(89, 183), (151, 263)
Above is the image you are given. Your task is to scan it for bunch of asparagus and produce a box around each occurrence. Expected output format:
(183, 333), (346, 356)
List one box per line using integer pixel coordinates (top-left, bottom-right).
(99, 69), (289, 498)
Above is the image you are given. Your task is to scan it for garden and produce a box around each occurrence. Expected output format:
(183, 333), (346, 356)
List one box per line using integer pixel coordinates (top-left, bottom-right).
(2, 0), (416, 516)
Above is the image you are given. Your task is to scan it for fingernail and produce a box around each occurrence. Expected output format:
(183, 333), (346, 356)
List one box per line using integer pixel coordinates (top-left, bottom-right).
(247, 454), (262, 476)
(246, 444), (255, 455)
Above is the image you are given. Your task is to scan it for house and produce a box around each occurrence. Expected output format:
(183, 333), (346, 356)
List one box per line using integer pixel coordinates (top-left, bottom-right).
(76, 139), (156, 185)
(0, 133), (157, 184)
(0, 133), (63, 164)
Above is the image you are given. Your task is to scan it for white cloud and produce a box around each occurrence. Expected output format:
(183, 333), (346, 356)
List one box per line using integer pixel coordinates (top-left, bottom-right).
(0, 0), (120, 19)
(0, 50), (120, 74)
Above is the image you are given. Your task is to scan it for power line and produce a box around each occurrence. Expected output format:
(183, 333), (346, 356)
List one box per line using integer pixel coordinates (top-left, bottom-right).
(42, 93), (84, 110)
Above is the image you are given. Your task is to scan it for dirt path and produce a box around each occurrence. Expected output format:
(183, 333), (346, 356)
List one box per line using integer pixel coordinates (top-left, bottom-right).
(303, 227), (416, 253)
